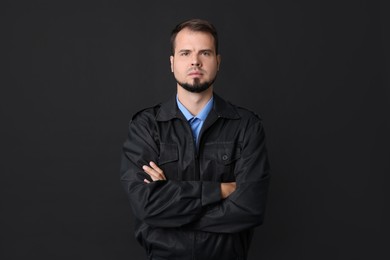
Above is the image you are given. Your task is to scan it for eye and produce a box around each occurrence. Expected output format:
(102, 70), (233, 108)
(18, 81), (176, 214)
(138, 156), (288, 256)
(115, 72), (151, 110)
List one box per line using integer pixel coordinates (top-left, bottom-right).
(202, 51), (211, 56)
(180, 51), (189, 56)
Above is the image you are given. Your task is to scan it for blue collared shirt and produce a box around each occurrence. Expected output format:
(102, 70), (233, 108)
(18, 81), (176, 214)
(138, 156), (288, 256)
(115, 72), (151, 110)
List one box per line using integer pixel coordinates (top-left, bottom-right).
(176, 95), (214, 147)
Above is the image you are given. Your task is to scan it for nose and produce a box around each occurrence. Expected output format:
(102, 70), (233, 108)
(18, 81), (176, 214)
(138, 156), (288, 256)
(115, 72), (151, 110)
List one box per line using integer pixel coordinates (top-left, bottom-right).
(191, 54), (200, 67)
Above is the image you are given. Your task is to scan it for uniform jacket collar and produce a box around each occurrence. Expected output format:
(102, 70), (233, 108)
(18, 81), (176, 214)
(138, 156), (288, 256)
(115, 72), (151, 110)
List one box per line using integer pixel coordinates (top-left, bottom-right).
(156, 92), (240, 121)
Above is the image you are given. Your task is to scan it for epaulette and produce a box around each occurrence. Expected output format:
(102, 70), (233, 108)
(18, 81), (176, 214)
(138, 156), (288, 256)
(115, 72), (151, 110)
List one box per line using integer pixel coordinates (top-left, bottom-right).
(130, 103), (162, 122)
(232, 103), (263, 120)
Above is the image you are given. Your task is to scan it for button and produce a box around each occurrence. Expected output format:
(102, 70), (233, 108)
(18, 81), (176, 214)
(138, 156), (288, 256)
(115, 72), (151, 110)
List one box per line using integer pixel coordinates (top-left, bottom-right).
(222, 155), (229, 161)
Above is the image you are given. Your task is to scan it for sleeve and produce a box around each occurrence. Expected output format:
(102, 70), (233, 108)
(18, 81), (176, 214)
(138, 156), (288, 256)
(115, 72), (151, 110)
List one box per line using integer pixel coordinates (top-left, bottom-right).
(187, 118), (271, 233)
(120, 114), (221, 228)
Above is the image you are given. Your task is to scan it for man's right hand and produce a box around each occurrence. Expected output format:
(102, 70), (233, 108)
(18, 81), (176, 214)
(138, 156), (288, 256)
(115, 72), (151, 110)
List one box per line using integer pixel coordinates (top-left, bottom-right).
(220, 182), (236, 199)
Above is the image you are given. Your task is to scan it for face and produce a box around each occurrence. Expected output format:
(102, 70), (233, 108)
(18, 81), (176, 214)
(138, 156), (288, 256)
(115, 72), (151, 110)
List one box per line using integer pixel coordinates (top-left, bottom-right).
(170, 28), (221, 93)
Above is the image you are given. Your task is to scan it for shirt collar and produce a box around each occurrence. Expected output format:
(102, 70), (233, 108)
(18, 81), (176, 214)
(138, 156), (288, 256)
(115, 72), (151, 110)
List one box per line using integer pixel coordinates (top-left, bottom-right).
(176, 95), (214, 122)
(156, 92), (240, 121)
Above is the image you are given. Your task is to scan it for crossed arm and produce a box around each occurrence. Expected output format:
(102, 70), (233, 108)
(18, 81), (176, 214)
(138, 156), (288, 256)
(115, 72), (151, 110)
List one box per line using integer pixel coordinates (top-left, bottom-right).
(142, 161), (236, 199)
(121, 115), (270, 232)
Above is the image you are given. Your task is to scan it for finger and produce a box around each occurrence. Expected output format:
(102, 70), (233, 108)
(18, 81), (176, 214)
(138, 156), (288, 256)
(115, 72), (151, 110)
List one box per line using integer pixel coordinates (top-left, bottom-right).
(144, 179), (150, 184)
(149, 161), (166, 180)
(142, 165), (164, 181)
(142, 165), (159, 179)
(149, 161), (164, 174)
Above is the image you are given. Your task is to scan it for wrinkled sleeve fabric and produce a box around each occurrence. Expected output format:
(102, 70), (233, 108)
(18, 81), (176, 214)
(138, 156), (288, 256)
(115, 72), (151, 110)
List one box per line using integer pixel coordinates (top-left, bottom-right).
(188, 117), (271, 234)
(120, 113), (221, 228)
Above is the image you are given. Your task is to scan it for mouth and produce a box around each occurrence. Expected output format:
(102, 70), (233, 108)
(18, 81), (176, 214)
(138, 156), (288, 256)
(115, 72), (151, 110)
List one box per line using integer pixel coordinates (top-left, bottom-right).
(188, 70), (203, 77)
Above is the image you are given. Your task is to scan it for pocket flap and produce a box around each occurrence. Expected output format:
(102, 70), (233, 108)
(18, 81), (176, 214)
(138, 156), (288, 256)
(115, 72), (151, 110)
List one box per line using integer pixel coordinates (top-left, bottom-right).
(204, 142), (241, 165)
(159, 143), (178, 165)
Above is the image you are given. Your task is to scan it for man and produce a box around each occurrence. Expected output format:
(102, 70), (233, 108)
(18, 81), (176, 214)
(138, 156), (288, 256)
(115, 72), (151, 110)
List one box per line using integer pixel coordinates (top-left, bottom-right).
(120, 18), (270, 260)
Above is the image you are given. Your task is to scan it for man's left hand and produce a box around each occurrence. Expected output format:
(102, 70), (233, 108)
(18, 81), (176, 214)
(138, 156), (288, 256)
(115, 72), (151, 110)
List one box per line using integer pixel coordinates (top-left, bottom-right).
(143, 161), (166, 183)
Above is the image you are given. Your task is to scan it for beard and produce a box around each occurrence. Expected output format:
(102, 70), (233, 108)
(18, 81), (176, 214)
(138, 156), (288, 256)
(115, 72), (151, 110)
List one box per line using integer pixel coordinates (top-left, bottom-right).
(176, 77), (216, 93)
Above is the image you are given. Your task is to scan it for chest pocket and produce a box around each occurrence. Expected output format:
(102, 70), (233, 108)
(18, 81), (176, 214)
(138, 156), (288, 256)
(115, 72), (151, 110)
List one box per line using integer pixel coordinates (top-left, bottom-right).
(158, 143), (179, 180)
(202, 142), (242, 182)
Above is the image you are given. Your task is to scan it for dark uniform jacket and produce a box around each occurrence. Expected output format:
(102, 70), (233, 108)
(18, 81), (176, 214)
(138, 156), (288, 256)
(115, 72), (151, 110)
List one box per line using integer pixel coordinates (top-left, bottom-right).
(120, 93), (270, 260)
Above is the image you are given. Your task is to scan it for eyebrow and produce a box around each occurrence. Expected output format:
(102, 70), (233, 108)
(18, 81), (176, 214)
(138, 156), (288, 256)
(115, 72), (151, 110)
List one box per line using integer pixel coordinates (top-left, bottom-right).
(177, 49), (215, 53)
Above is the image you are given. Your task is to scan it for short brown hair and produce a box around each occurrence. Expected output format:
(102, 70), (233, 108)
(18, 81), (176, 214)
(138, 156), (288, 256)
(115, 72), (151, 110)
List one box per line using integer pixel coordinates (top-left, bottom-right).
(170, 18), (219, 55)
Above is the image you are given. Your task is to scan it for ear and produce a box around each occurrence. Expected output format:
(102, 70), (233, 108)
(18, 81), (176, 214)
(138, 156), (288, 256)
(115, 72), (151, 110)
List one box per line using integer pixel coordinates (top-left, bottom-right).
(170, 55), (174, 72)
(217, 54), (221, 71)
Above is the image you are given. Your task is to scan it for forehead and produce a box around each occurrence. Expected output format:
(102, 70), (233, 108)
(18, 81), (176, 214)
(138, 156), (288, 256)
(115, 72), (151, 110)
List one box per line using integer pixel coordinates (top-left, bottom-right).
(174, 28), (215, 51)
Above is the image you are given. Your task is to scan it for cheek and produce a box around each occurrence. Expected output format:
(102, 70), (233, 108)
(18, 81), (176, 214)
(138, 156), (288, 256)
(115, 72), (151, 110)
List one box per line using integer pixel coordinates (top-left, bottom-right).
(173, 62), (186, 75)
(208, 65), (219, 77)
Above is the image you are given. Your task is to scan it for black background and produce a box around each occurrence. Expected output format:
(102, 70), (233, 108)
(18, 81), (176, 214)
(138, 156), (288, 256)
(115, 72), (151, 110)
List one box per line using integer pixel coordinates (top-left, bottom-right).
(1, 0), (389, 259)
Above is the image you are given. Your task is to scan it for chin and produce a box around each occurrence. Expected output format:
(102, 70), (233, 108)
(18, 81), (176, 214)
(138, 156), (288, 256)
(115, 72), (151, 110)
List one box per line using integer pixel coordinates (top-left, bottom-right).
(176, 76), (216, 94)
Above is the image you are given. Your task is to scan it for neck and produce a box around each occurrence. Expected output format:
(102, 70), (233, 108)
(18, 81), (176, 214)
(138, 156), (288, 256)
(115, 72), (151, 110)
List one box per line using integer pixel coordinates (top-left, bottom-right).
(177, 86), (213, 116)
